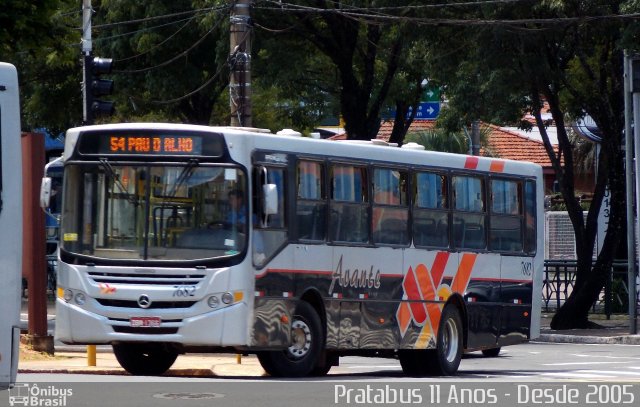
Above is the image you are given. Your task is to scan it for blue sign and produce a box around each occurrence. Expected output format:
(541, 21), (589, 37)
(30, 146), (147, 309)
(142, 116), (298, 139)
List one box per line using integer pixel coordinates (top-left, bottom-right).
(385, 101), (440, 120)
(411, 102), (440, 120)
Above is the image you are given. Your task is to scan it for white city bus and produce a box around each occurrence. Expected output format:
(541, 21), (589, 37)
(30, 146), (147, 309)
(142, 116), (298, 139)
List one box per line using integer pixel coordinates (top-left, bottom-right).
(0, 63), (23, 389)
(50, 123), (543, 377)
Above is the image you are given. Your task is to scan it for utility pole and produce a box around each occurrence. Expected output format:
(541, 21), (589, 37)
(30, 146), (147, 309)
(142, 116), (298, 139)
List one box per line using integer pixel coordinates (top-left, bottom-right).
(630, 54), (640, 334)
(81, 0), (114, 125)
(624, 52), (636, 335)
(229, 0), (252, 127)
(471, 120), (481, 156)
(82, 0), (92, 124)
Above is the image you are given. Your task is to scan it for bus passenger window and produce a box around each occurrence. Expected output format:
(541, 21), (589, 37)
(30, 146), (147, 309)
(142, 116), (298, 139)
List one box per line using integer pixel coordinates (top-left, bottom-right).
(329, 165), (368, 243)
(452, 175), (486, 250)
(524, 180), (536, 253)
(489, 179), (523, 252)
(413, 172), (448, 248)
(372, 168), (408, 246)
(415, 172), (446, 209)
(296, 161), (326, 241)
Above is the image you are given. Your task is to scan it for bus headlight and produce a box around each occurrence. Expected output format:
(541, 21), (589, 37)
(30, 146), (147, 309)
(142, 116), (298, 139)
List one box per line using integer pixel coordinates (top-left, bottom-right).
(63, 289), (73, 302)
(207, 295), (219, 308)
(221, 292), (233, 305)
(74, 292), (86, 305)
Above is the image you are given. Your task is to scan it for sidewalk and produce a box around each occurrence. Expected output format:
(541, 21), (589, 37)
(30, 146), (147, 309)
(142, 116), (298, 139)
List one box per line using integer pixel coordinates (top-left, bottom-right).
(538, 313), (640, 345)
(18, 347), (266, 377)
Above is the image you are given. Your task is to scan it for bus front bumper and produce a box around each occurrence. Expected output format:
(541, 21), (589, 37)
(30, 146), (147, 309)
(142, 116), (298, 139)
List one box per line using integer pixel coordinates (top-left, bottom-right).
(55, 298), (248, 346)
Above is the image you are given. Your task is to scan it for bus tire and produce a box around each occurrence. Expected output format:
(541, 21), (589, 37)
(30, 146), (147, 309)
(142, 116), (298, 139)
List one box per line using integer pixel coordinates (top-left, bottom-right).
(482, 347), (501, 357)
(112, 343), (178, 376)
(398, 350), (429, 376)
(310, 351), (337, 376)
(427, 305), (463, 376)
(256, 351), (276, 376)
(257, 301), (324, 377)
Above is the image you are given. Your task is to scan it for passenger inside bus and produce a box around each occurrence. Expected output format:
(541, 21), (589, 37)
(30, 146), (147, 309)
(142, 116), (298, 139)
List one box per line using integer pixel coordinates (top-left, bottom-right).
(225, 189), (248, 228)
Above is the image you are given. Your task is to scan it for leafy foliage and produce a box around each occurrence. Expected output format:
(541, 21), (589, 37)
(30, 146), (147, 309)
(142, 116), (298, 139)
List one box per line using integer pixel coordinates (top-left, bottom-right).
(404, 127), (468, 155)
(1, 0), (80, 133)
(422, 0), (634, 328)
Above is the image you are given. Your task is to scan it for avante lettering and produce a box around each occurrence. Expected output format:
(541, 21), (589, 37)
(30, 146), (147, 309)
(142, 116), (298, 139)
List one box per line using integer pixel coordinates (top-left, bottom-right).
(328, 255), (381, 295)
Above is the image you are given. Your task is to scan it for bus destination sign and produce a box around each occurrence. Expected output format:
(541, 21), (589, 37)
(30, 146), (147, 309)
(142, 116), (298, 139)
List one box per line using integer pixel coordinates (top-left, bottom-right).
(108, 135), (203, 155)
(78, 132), (211, 156)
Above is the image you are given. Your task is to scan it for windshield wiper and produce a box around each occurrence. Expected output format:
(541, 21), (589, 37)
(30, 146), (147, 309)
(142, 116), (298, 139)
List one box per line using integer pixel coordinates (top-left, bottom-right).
(164, 159), (199, 200)
(99, 158), (137, 205)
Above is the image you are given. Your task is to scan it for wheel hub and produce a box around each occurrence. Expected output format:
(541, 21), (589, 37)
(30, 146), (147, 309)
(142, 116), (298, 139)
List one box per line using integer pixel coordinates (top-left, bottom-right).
(443, 318), (459, 363)
(287, 319), (312, 359)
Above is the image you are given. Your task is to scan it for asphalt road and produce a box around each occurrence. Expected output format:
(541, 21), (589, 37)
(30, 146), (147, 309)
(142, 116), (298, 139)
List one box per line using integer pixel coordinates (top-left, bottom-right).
(6, 342), (640, 407)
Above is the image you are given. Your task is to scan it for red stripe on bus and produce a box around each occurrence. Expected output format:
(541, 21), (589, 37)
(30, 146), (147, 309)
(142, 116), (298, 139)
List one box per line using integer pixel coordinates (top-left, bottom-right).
(489, 160), (505, 173)
(256, 268), (333, 279)
(430, 251), (449, 286)
(404, 267), (427, 324)
(257, 268), (402, 279)
(451, 253), (477, 294)
(397, 302), (411, 336)
(464, 156), (479, 169)
(470, 277), (532, 284)
(415, 263), (435, 302)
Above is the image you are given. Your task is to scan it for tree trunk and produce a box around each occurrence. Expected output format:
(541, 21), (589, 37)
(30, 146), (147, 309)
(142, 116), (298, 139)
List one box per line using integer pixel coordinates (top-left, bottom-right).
(550, 130), (626, 329)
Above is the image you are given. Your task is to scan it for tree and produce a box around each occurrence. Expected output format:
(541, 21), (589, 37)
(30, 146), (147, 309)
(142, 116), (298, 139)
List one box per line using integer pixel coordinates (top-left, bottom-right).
(404, 128), (468, 154)
(94, 0), (230, 124)
(251, 29), (338, 132)
(255, 1), (426, 140)
(1, 0), (80, 133)
(0, 1), (60, 60)
(425, 1), (631, 329)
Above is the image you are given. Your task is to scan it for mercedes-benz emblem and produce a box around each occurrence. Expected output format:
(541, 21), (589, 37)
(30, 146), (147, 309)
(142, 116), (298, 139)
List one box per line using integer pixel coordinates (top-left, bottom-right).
(137, 294), (151, 309)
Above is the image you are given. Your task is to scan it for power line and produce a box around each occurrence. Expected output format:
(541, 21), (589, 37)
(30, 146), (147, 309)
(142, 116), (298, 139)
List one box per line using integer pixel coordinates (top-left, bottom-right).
(255, 1), (640, 27)
(300, 0), (538, 12)
(114, 10), (227, 74)
(115, 15), (198, 62)
(129, 49), (231, 105)
(93, 15), (197, 43)
(137, 30), (250, 106)
(92, 5), (228, 29)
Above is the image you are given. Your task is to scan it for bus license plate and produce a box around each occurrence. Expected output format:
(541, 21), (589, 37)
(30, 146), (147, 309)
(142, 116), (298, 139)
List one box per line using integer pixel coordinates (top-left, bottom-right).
(130, 317), (161, 327)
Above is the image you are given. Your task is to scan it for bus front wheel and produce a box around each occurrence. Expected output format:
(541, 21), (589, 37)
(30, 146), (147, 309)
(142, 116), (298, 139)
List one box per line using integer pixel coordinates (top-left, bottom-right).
(257, 301), (324, 377)
(112, 342), (178, 376)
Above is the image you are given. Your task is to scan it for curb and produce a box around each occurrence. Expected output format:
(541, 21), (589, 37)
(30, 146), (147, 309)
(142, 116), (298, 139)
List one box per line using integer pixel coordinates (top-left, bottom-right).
(54, 345), (112, 353)
(17, 368), (217, 377)
(536, 334), (640, 345)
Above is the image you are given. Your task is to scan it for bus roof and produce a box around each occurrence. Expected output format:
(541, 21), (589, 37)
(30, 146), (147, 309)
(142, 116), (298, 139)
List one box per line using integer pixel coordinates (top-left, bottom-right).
(63, 123), (542, 178)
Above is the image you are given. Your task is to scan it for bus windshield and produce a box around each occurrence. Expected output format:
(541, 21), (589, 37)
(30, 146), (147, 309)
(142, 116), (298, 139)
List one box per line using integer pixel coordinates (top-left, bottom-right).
(60, 162), (247, 261)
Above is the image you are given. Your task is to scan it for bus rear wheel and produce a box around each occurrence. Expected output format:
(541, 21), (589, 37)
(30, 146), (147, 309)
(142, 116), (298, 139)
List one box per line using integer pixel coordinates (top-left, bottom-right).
(257, 302), (324, 377)
(429, 305), (463, 376)
(112, 342), (178, 376)
(398, 305), (463, 377)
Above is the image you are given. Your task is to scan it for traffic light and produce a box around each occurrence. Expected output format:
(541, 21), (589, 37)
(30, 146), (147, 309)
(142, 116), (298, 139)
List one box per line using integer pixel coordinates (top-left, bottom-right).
(84, 55), (114, 123)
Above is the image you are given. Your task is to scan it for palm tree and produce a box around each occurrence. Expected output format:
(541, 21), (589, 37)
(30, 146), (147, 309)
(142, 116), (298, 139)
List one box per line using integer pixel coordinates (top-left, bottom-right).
(404, 123), (494, 155)
(404, 128), (468, 154)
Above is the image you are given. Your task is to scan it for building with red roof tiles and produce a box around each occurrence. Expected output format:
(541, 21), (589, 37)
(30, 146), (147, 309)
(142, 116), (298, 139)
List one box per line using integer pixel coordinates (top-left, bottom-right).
(481, 124), (560, 192)
(376, 120), (436, 141)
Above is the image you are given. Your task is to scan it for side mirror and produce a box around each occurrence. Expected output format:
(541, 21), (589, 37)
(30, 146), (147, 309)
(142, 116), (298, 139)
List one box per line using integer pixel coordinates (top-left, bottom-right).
(40, 177), (52, 209)
(263, 184), (278, 215)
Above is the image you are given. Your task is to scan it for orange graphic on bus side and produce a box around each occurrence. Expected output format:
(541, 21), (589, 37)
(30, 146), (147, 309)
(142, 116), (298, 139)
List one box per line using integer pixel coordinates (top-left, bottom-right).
(396, 252), (477, 348)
